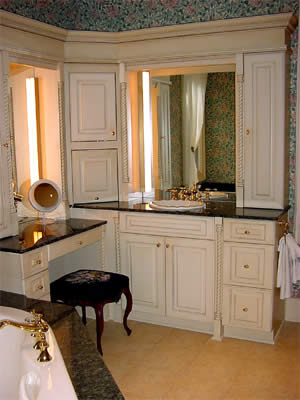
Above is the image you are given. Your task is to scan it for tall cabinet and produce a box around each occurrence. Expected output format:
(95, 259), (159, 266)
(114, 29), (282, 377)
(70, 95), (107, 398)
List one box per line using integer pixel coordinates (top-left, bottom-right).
(65, 65), (120, 205)
(244, 52), (287, 209)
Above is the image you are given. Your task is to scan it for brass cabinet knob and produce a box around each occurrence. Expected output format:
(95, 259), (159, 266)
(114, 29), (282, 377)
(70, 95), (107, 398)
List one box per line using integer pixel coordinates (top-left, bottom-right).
(243, 307), (248, 312)
(245, 129), (250, 136)
(166, 244), (170, 248)
(36, 259), (42, 265)
(37, 284), (44, 290)
(244, 230), (250, 235)
(95, 196), (100, 200)
(156, 243), (161, 248)
(79, 241), (83, 245)
(243, 264), (250, 269)
(112, 131), (116, 136)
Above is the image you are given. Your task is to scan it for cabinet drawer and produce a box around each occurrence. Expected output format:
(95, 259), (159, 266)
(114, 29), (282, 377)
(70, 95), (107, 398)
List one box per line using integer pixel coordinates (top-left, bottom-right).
(24, 270), (50, 299)
(22, 247), (48, 279)
(48, 228), (100, 261)
(222, 286), (272, 331)
(120, 212), (214, 240)
(223, 243), (274, 289)
(224, 219), (275, 244)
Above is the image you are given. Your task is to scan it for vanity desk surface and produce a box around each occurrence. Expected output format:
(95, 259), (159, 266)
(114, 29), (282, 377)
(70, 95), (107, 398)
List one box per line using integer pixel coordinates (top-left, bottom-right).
(0, 218), (107, 253)
(73, 200), (288, 221)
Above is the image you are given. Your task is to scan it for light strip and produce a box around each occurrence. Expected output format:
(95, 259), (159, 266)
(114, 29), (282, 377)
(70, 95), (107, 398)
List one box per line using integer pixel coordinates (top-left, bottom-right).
(26, 77), (40, 184)
(142, 71), (152, 192)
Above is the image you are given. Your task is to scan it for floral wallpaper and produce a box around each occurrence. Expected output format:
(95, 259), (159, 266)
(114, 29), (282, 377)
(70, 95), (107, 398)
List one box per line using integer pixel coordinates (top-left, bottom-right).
(205, 72), (235, 184)
(1, 0), (299, 293)
(0, 0), (297, 32)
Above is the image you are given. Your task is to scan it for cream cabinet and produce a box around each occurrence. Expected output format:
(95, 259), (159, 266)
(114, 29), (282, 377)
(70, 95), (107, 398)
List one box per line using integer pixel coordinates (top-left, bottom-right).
(72, 149), (118, 203)
(120, 212), (215, 332)
(244, 52), (287, 209)
(69, 72), (117, 142)
(222, 218), (282, 343)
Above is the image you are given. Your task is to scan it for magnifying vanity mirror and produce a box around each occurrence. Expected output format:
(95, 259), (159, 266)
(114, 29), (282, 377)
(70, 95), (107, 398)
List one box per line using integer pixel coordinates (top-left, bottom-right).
(128, 64), (236, 197)
(29, 179), (62, 214)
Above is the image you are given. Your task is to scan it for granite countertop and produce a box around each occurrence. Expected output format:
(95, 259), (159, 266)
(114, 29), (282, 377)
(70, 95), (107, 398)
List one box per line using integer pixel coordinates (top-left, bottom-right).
(0, 290), (124, 400)
(0, 218), (107, 254)
(73, 200), (289, 221)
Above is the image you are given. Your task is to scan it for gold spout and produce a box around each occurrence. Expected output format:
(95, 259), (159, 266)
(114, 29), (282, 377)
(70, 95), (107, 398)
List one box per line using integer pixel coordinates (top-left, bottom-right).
(0, 310), (52, 362)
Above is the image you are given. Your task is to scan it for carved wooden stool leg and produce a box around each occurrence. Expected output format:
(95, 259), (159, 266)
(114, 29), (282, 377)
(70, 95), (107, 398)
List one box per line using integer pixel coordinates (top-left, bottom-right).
(81, 305), (87, 325)
(122, 287), (132, 336)
(95, 303), (104, 356)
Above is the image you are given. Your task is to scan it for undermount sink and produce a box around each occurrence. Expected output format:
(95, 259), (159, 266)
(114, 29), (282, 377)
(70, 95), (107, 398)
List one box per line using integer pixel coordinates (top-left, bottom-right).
(149, 200), (205, 211)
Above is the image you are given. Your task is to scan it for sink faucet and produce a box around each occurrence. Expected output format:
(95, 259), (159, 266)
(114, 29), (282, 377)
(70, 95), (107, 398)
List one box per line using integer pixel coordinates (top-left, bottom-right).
(0, 310), (52, 362)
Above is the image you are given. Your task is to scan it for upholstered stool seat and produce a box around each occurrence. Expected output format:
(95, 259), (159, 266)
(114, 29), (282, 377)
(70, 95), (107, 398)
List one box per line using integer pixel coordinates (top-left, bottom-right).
(50, 269), (132, 356)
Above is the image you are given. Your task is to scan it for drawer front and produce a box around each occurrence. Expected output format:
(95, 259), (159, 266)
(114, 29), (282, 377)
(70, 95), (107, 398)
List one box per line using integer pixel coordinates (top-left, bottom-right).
(120, 212), (214, 240)
(22, 247), (48, 279)
(24, 270), (50, 299)
(224, 219), (275, 244)
(223, 243), (274, 289)
(222, 286), (272, 331)
(48, 228), (101, 261)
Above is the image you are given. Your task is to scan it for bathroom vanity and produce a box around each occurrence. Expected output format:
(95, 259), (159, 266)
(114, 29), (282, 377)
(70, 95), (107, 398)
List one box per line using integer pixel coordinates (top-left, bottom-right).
(72, 201), (288, 344)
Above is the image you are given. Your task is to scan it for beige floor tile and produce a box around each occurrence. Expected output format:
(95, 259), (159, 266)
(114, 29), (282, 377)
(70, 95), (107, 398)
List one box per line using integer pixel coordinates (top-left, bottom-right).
(85, 319), (300, 400)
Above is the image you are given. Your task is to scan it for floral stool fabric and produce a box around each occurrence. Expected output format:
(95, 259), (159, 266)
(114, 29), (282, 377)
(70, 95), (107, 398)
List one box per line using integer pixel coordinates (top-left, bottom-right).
(50, 269), (132, 355)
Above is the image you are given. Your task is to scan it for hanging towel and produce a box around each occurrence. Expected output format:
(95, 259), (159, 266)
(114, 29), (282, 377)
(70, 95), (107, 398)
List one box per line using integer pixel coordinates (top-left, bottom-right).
(285, 233), (300, 283)
(277, 236), (293, 299)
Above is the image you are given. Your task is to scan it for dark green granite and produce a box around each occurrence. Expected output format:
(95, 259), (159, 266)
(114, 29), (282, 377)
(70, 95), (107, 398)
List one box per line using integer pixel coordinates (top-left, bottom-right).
(0, 291), (124, 400)
(0, 218), (107, 254)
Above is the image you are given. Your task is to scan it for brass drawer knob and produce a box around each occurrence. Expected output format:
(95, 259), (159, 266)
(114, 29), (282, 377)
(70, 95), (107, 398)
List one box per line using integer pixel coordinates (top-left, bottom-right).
(79, 241), (83, 245)
(243, 307), (248, 312)
(112, 131), (116, 136)
(36, 260), (42, 265)
(244, 230), (250, 235)
(95, 196), (100, 200)
(166, 244), (170, 249)
(37, 284), (44, 290)
(156, 243), (161, 248)
(243, 264), (250, 269)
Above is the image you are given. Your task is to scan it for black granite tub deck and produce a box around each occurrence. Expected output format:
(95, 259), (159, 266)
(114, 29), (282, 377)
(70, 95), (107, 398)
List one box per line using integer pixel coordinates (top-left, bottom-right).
(0, 291), (124, 400)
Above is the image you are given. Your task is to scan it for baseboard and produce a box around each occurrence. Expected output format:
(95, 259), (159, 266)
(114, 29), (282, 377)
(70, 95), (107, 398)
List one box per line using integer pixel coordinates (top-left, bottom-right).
(285, 297), (300, 322)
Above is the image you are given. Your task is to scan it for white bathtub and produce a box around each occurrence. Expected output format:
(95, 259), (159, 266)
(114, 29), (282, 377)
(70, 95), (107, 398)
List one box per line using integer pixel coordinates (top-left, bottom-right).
(0, 306), (78, 400)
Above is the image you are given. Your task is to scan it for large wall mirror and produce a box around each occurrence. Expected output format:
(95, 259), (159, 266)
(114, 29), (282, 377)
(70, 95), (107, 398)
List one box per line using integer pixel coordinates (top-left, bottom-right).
(8, 61), (62, 214)
(128, 64), (236, 195)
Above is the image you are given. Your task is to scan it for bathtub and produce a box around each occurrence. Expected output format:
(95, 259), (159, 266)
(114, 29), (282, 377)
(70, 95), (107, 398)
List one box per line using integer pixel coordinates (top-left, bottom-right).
(0, 306), (78, 400)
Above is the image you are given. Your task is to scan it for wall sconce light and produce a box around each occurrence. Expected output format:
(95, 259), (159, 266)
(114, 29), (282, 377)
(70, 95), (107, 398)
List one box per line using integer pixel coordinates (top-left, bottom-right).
(26, 77), (41, 185)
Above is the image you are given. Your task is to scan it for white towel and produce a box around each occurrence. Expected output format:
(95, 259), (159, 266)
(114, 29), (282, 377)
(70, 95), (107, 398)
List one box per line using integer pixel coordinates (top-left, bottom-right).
(285, 233), (300, 283)
(277, 236), (293, 299)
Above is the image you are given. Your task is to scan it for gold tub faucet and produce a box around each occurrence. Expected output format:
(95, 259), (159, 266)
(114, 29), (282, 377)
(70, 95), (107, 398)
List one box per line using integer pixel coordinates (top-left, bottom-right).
(0, 310), (52, 362)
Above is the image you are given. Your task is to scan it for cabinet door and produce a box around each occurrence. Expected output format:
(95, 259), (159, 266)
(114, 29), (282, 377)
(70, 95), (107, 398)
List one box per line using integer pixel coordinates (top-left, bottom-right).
(120, 233), (165, 316)
(70, 72), (116, 142)
(244, 52), (286, 209)
(72, 149), (118, 203)
(223, 285), (272, 331)
(165, 237), (214, 322)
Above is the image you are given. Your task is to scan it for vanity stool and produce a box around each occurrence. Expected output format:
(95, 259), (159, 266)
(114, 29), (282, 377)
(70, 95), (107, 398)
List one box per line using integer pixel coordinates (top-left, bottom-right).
(50, 269), (132, 356)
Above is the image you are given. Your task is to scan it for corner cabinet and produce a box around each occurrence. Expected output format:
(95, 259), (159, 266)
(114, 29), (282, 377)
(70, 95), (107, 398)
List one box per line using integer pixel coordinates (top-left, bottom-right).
(64, 65), (120, 204)
(244, 52), (288, 209)
(120, 212), (215, 333)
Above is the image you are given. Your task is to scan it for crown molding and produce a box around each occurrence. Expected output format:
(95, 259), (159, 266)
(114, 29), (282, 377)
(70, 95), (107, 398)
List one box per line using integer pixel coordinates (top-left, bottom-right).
(0, 9), (297, 44)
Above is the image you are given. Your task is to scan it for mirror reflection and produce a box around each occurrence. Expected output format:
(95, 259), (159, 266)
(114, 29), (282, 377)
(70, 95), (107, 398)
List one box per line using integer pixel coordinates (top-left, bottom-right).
(129, 67), (236, 194)
(8, 62), (61, 213)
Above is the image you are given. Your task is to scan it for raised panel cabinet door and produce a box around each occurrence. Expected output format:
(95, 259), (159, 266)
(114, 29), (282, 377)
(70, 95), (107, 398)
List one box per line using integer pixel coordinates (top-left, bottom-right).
(69, 72), (116, 142)
(72, 149), (118, 203)
(165, 237), (214, 322)
(120, 233), (165, 316)
(222, 285), (272, 331)
(244, 52), (286, 209)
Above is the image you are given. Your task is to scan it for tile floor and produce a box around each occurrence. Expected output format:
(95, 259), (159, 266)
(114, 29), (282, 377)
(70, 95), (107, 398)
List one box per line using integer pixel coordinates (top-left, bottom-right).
(86, 319), (300, 400)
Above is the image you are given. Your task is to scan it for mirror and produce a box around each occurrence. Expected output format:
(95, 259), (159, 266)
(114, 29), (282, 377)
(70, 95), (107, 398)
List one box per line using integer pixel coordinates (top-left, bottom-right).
(8, 62), (62, 214)
(129, 65), (236, 194)
(29, 179), (62, 213)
